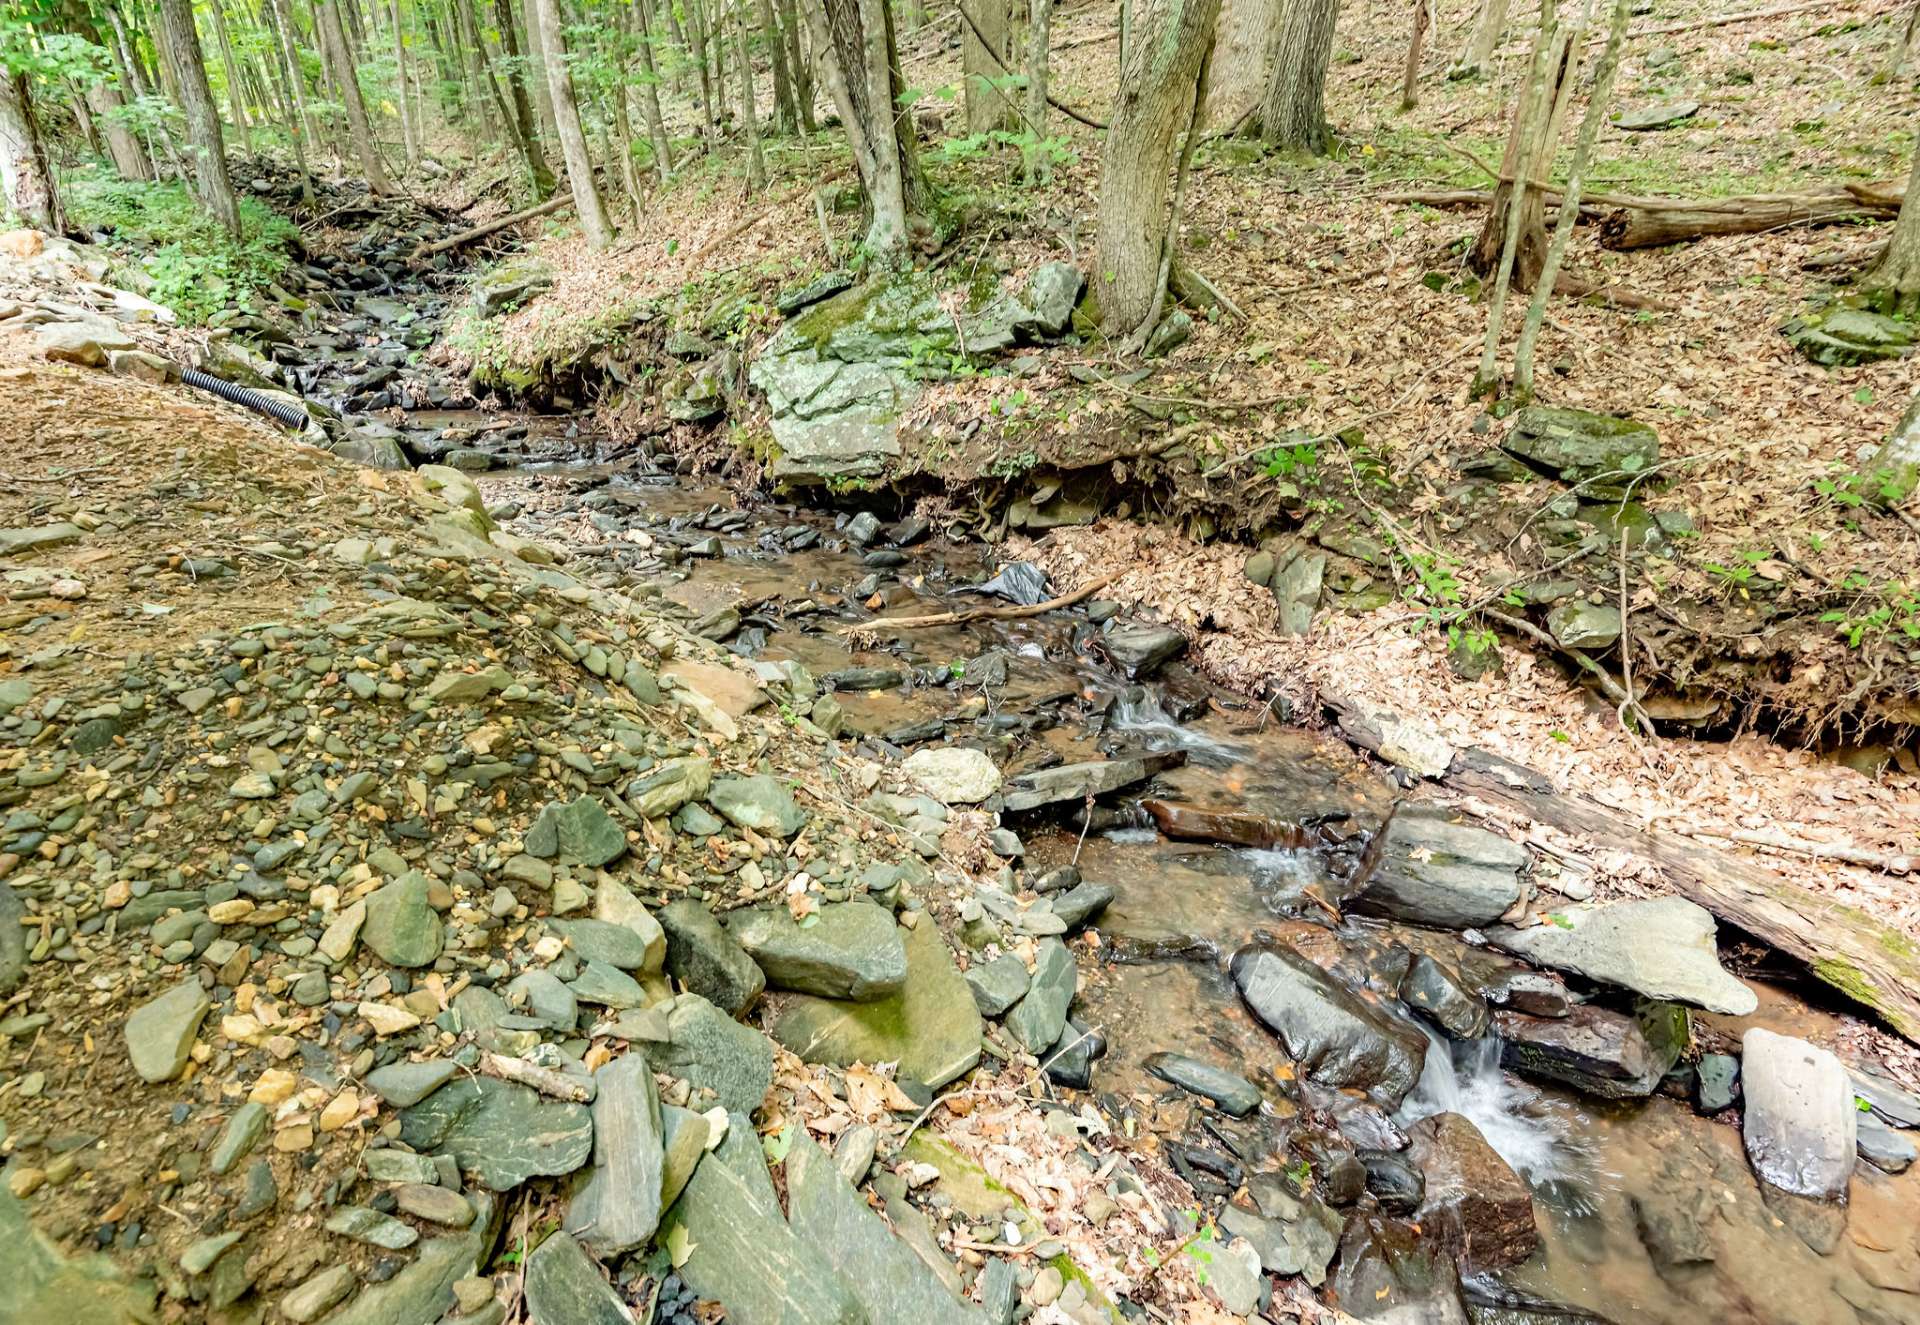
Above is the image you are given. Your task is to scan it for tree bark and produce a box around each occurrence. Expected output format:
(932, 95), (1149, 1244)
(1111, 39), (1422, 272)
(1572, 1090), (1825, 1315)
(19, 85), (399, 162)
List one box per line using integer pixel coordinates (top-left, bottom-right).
(1097, 0), (1221, 337)
(1259, 0), (1338, 152)
(1455, 0), (1508, 74)
(732, 1), (767, 190)
(1023, 0), (1054, 182)
(1867, 146), (1920, 313)
(1399, 0), (1429, 110)
(963, 0), (1022, 133)
(531, 0), (613, 247)
(817, 0), (928, 257)
(0, 70), (63, 233)
(1207, 0), (1273, 131)
(757, 0), (798, 133)
(391, 0), (418, 167)
(264, 0), (317, 199)
(492, 0), (555, 192)
(316, 0), (395, 192)
(635, 0), (675, 176)
(1470, 12), (1571, 287)
(155, 0), (243, 230)
(520, 0), (563, 151)
(780, 0), (814, 130)
(206, 0), (253, 153)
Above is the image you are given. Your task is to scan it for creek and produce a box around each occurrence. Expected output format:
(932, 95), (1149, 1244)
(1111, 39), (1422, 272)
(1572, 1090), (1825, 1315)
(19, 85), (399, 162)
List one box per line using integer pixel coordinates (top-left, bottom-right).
(260, 211), (1920, 1325)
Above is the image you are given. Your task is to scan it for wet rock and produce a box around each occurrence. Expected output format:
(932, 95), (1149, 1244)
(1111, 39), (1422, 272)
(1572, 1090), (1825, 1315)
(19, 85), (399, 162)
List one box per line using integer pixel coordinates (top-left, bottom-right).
(1406, 1112), (1538, 1274)
(524, 1231), (632, 1325)
(1857, 1109), (1916, 1174)
(1330, 1212), (1469, 1324)
(707, 774), (809, 837)
(1351, 804), (1527, 928)
(901, 747), (1003, 805)
(1494, 1003), (1682, 1099)
(664, 1117), (868, 1324)
(1784, 305), (1917, 367)
(362, 872), (444, 968)
(647, 993), (775, 1116)
(1230, 943), (1427, 1107)
(1850, 1067), (1920, 1127)
(785, 1133), (985, 1324)
(773, 918), (982, 1089)
(1004, 938), (1076, 1055)
(660, 899), (766, 1015)
(1398, 954), (1489, 1039)
(726, 901), (907, 1000)
(124, 978), (212, 1082)
(397, 1078), (593, 1191)
(1001, 752), (1183, 811)
(526, 795), (628, 867)
(1740, 1028), (1856, 1201)
(1695, 1052), (1740, 1113)
(1049, 881), (1114, 932)
(1359, 1151), (1425, 1215)
(965, 953), (1030, 1016)
(1146, 1052), (1261, 1115)
(1231, 1176), (1344, 1285)
(1502, 406), (1660, 490)
(1101, 620), (1188, 678)
(1141, 800), (1308, 849)
(1043, 1016), (1106, 1088)
(1488, 897), (1755, 1015)
(1629, 1186), (1718, 1270)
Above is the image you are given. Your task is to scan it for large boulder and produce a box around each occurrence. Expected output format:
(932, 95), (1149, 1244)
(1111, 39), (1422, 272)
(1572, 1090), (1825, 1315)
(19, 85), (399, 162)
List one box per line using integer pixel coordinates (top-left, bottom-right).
(1349, 804), (1527, 928)
(1329, 1212), (1469, 1325)
(725, 901), (907, 1000)
(1740, 1028), (1857, 1202)
(1405, 1112), (1539, 1274)
(1783, 305), (1915, 367)
(473, 260), (553, 317)
(1487, 897), (1756, 1015)
(1230, 943), (1427, 1107)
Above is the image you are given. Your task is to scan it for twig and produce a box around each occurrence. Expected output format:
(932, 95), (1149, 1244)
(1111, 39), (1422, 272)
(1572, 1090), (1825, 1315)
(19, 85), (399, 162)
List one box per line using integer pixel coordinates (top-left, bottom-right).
(480, 1051), (595, 1102)
(1711, 828), (1916, 875)
(1613, 526), (1658, 744)
(1482, 607), (1633, 708)
(893, 1027), (1098, 1153)
(840, 572), (1119, 631)
(954, 3), (1108, 128)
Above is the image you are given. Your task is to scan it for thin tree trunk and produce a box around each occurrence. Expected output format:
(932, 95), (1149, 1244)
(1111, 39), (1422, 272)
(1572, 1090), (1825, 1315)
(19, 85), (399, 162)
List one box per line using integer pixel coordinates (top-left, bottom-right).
(317, 0), (395, 192)
(1455, 0), (1508, 74)
(1400, 0), (1429, 110)
(206, 0), (253, 153)
(780, 0), (814, 131)
(155, 0), (243, 230)
(733, 1), (768, 189)
(1097, 0), (1221, 337)
(1870, 146), (1920, 313)
(687, 0), (721, 145)
(817, 0), (926, 256)
(1023, 0), (1054, 182)
(1513, 0), (1630, 395)
(1474, 0), (1560, 393)
(59, 0), (152, 180)
(963, 0), (1020, 133)
(0, 70), (64, 233)
(1470, 10), (1573, 285)
(532, 0), (613, 246)
(635, 0), (675, 176)
(521, 0), (562, 150)
(391, 0), (419, 167)
(1260, 0), (1338, 151)
(493, 0), (555, 191)
(602, 24), (645, 216)
(754, 0), (797, 133)
(267, 0), (317, 200)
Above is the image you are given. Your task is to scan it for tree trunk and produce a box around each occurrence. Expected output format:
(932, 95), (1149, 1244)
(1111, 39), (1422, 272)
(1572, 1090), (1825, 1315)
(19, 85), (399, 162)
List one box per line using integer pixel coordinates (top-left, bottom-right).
(155, 0), (243, 230)
(757, 0), (798, 133)
(57, 0), (152, 180)
(1259, 0), (1338, 152)
(1470, 14), (1571, 286)
(391, 0), (419, 168)
(531, 0), (613, 247)
(1023, 0), (1054, 182)
(733, 2), (768, 189)
(492, 0), (555, 192)
(1399, 0), (1429, 110)
(963, 0), (1022, 133)
(1207, 0), (1274, 130)
(520, 0), (563, 152)
(1455, 0), (1508, 74)
(264, 0), (317, 199)
(1514, 0), (1629, 395)
(0, 70), (63, 233)
(687, 0), (721, 145)
(780, 0), (814, 131)
(1868, 147), (1920, 313)
(206, 0), (253, 153)
(317, 0), (394, 192)
(635, 0), (675, 175)
(816, 0), (928, 257)
(1096, 0), (1220, 337)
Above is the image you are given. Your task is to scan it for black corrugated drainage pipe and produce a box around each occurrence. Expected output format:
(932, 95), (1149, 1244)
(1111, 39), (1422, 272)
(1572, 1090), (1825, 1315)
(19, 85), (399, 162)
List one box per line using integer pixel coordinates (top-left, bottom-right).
(180, 367), (310, 430)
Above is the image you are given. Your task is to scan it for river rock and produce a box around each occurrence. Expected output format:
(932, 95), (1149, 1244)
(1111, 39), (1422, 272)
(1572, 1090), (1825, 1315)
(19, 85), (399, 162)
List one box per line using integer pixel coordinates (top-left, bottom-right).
(1494, 1002), (1683, 1099)
(362, 872), (444, 968)
(550, 918), (657, 970)
(524, 1231), (634, 1325)
(1487, 897), (1755, 1015)
(1101, 620), (1188, 677)
(660, 899), (766, 1014)
(1049, 881), (1114, 931)
(1000, 752), (1183, 811)
(526, 795), (628, 867)
(366, 1059), (457, 1107)
(772, 916), (982, 1088)
(1145, 1052), (1262, 1115)
(1406, 1112), (1539, 1273)
(1857, 1110), (1916, 1174)
(506, 968), (579, 1031)
(1004, 938), (1076, 1055)
(662, 1112), (869, 1324)
(1502, 406), (1660, 490)
(785, 1133), (985, 1324)
(1399, 954), (1489, 1039)
(1225, 1177), (1343, 1285)
(626, 756), (711, 819)
(1545, 600), (1623, 650)
(725, 901), (907, 1000)
(1741, 1028), (1857, 1201)
(1850, 1067), (1920, 1128)
(965, 952), (1030, 1016)
(0, 883), (20, 996)
(124, 978), (212, 1082)
(647, 993), (775, 1116)
(1331, 1212), (1469, 1325)
(1350, 804), (1527, 927)
(282, 1264), (355, 1322)
(901, 747), (1003, 804)
(592, 879), (666, 972)
(570, 960), (646, 1008)
(210, 1101), (269, 1175)
(324, 1193), (499, 1325)
(707, 774), (809, 836)
(1231, 943), (1427, 1107)
(398, 1077), (593, 1191)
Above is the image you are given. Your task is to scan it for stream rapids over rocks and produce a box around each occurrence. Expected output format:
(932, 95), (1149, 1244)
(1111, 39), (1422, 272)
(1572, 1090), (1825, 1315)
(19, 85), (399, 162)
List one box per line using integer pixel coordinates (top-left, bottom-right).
(4, 190), (1918, 1325)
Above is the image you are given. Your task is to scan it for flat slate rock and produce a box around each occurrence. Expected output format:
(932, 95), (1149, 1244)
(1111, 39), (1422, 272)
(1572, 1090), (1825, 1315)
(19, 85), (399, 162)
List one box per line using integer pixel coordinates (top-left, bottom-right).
(1144, 1052), (1262, 1115)
(1488, 897), (1756, 1015)
(366, 1059), (458, 1107)
(1000, 753), (1184, 812)
(1349, 804), (1527, 928)
(398, 1077), (593, 1191)
(647, 993), (775, 1117)
(772, 918), (982, 1089)
(965, 952), (1030, 1017)
(1494, 1003), (1683, 1100)
(325, 1194), (498, 1325)
(660, 899), (766, 1015)
(1615, 98), (1700, 130)
(124, 978), (212, 1083)
(1742, 1027), (1857, 1201)
(525, 1231), (635, 1325)
(725, 901), (908, 1000)
(566, 1054), (666, 1254)
(1230, 942), (1426, 1108)
(1003, 938), (1075, 1055)
(785, 1133), (984, 1325)
(662, 1113), (869, 1325)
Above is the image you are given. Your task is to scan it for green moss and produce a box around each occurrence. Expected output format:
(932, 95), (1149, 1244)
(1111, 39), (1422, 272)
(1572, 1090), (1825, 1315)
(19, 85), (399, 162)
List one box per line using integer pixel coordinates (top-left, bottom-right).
(1813, 956), (1884, 1013)
(898, 1134), (1023, 1221)
(1049, 1253), (1119, 1320)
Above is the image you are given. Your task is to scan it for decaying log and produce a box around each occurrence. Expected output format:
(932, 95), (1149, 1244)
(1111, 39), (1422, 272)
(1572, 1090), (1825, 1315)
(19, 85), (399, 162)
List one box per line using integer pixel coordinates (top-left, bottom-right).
(1598, 189), (1901, 250)
(411, 194), (573, 260)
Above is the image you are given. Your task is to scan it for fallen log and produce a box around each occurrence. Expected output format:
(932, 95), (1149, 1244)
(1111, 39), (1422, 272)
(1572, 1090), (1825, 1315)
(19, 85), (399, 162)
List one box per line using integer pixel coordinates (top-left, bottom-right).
(1598, 189), (1900, 250)
(411, 194), (572, 260)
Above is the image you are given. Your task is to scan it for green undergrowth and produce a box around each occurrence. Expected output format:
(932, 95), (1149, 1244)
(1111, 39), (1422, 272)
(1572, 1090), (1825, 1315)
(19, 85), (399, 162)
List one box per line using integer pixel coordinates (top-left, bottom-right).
(64, 174), (297, 325)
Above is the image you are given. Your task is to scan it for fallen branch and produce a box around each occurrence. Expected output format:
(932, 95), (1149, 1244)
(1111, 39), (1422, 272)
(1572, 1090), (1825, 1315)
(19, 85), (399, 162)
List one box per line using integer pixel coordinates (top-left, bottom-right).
(480, 1051), (595, 1102)
(1481, 607), (1637, 711)
(412, 194), (572, 260)
(1615, 0), (1859, 41)
(1717, 828), (1917, 875)
(844, 571), (1120, 631)
(955, 2), (1109, 129)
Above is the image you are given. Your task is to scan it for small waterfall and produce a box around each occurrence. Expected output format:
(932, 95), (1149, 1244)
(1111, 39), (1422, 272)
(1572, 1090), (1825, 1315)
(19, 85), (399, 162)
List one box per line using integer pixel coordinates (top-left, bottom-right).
(1398, 1021), (1574, 1187)
(1105, 692), (1244, 766)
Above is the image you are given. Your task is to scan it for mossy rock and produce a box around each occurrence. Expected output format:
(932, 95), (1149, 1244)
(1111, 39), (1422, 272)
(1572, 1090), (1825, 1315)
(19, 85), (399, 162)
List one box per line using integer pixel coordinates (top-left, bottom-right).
(1783, 304), (1915, 367)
